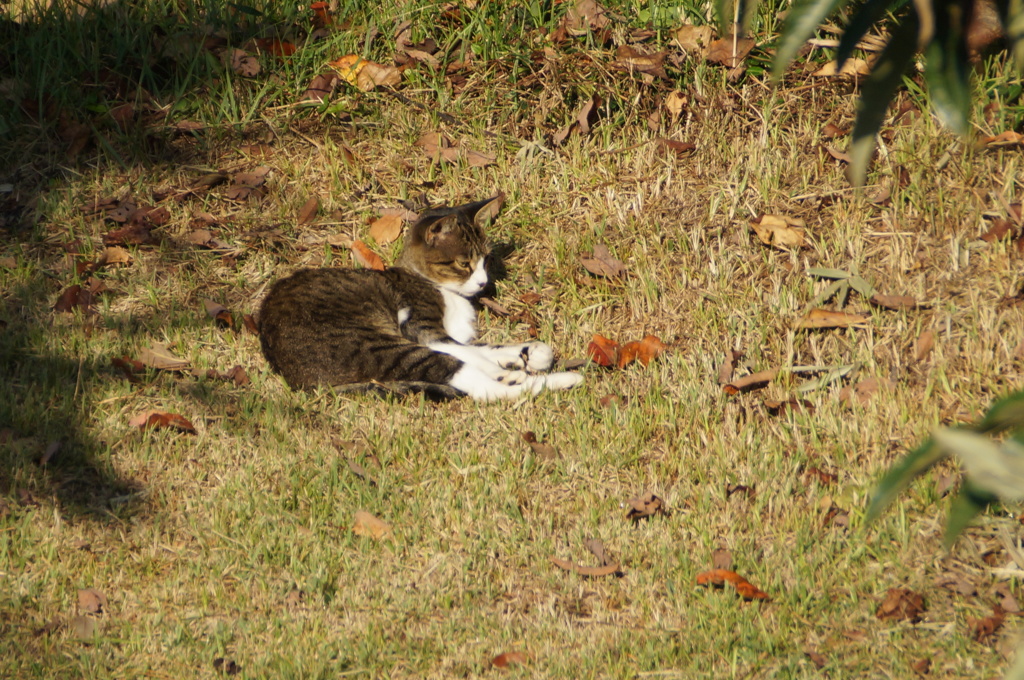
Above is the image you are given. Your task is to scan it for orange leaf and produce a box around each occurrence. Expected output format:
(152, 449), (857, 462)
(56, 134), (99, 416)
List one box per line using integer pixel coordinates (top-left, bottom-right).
(696, 569), (770, 601)
(617, 341), (641, 368)
(128, 410), (196, 434)
(350, 240), (385, 271)
(587, 334), (620, 367)
(491, 651), (529, 668)
(636, 335), (667, 366)
(368, 214), (403, 245)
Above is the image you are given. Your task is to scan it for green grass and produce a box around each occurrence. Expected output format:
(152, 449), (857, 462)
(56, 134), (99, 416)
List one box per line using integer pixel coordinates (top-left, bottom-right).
(2, 0), (1024, 677)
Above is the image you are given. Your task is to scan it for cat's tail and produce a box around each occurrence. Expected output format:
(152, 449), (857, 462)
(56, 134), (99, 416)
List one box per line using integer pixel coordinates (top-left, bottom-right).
(330, 381), (463, 401)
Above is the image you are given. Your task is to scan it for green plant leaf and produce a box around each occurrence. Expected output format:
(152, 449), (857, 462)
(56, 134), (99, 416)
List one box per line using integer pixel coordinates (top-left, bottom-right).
(865, 436), (946, 524)
(849, 14), (919, 186)
(714, 0), (758, 36)
(807, 267), (852, 279)
(847, 276), (876, 298)
(944, 478), (999, 548)
(835, 0), (910, 72)
(922, 0), (970, 134)
(934, 427), (1024, 501)
(977, 389), (1024, 434)
(773, 0), (851, 80)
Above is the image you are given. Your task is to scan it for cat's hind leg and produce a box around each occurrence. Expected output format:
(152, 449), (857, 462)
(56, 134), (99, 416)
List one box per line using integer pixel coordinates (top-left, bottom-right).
(429, 341), (554, 375)
(448, 364), (583, 401)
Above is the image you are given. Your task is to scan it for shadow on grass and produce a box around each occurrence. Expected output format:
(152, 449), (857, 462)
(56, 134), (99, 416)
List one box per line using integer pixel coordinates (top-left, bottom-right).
(0, 274), (147, 521)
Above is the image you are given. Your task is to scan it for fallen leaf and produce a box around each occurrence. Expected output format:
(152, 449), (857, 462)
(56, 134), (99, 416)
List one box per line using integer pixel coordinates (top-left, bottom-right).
(78, 588), (107, 614)
(300, 72), (340, 102)
(297, 196), (319, 225)
(70, 615), (99, 640)
(876, 588), (925, 623)
(128, 410), (197, 434)
(478, 297), (510, 316)
(822, 122), (849, 139)
(587, 334), (620, 367)
(656, 138), (696, 158)
(764, 398), (815, 415)
(138, 343), (190, 371)
(225, 48), (260, 77)
(935, 573), (977, 596)
(994, 582), (1021, 614)
(911, 658), (932, 674)
(971, 604), (1005, 642)
(673, 24), (715, 55)
(726, 483), (755, 498)
(696, 569), (770, 601)
(718, 349), (742, 384)
(869, 293), (923, 310)
(243, 314), (260, 335)
(53, 285), (89, 313)
(584, 537), (612, 566)
(202, 299), (233, 328)
(813, 58), (870, 78)
(564, 0), (611, 33)
(253, 38), (296, 57)
(522, 431), (558, 460)
(663, 90), (687, 124)
(329, 54), (403, 91)
(722, 368), (777, 395)
(368, 214), (403, 245)
(750, 214), (806, 249)
(839, 377), (895, 406)
(597, 394), (627, 407)
(705, 36), (755, 67)
(824, 145), (852, 163)
(350, 240), (386, 271)
(802, 466), (838, 486)
(978, 131), (1024, 148)
(111, 356), (145, 382)
(805, 650), (827, 669)
(795, 309), (870, 330)
(95, 246), (132, 268)
(549, 556), (622, 578)
(102, 222), (158, 246)
(617, 335), (668, 368)
(581, 243), (626, 278)
(553, 94), (603, 145)
(626, 492), (666, 521)
(311, 1), (333, 27)
(610, 45), (669, 80)
(353, 510), (392, 539)
(491, 651), (529, 668)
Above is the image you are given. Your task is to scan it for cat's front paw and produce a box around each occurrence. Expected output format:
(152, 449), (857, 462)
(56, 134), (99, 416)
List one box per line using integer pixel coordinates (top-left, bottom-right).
(523, 342), (554, 372)
(496, 369), (529, 386)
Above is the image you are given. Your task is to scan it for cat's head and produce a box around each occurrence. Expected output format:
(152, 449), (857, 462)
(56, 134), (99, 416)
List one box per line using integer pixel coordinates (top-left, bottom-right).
(396, 196), (497, 297)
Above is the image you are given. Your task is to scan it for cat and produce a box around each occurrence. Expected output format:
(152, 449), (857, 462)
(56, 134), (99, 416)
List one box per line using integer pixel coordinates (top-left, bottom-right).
(258, 196), (584, 401)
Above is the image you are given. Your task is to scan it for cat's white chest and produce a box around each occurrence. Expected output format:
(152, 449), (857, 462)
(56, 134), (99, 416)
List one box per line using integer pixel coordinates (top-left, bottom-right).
(440, 289), (477, 344)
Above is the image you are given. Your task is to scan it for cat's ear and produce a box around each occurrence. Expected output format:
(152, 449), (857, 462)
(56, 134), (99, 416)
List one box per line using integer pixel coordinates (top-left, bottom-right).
(464, 193), (505, 227)
(423, 215), (458, 247)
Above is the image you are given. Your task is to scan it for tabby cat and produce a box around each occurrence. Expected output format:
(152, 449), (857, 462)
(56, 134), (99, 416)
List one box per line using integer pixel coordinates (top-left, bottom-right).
(258, 197), (584, 401)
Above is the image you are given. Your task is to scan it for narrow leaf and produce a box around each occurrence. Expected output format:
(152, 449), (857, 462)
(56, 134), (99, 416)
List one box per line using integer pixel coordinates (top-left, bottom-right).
(977, 389), (1024, 434)
(923, 0), (970, 134)
(836, 0), (908, 71)
(774, 0), (850, 80)
(866, 437), (947, 523)
(849, 15), (920, 186)
(944, 479), (999, 548)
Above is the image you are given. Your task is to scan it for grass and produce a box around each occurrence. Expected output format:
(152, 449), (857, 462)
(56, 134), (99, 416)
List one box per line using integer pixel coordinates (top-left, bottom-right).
(2, 0), (1024, 677)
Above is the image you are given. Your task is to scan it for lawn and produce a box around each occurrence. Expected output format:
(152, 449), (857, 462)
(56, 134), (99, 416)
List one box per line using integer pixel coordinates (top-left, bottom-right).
(2, 0), (1024, 677)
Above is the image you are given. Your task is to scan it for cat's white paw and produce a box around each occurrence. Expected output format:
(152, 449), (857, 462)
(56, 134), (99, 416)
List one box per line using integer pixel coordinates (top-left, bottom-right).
(523, 342), (554, 371)
(541, 371), (584, 391)
(496, 369), (528, 386)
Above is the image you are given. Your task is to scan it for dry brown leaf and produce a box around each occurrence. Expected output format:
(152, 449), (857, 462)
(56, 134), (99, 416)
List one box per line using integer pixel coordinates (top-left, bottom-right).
(722, 368), (777, 395)
(656, 138), (696, 156)
(225, 48), (260, 77)
(353, 510), (392, 539)
(981, 218), (1015, 242)
(795, 309), (870, 330)
(978, 131), (1024, 148)
(805, 650), (827, 669)
(465, 148), (496, 168)
(549, 556), (622, 577)
(329, 55), (404, 91)
(822, 122), (849, 139)
(764, 398), (815, 415)
(70, 615), (99, 640)
(202, 299), (233, 328)
(802, 466), (838, 486)
(876, 587), (925, 622)
(813, 58), (870, 78)
(138, 343), (189, 371)
(625, 492), (666, 521)
(824, 145), (852, 164)
(300, 72), (340, 102)
(664, 90), (687, 124)
(712, 548), (733, 570)
(750, 214), (806, 248)
(491, 651), (529, 668)
(870, 293), (923, 310)
(128, 410), (197, 434)
(95, 246), (132, 267)
(243, 314), (259, 336)
(297, 196), (319, 225)
(522, 431), (558, 460)
(564, 0), (611, 33)
(368, 214), (403, 245)
(839, 377), (895, 406)
(610, 45), (669, 80)
(718, 349), (742, 384)
(78, 588), (107, 614)
(581, 243), (626, 278)
(351, 240), (386, 271)
(673, 24), (715, 55)
(705, 36), (755, 67)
